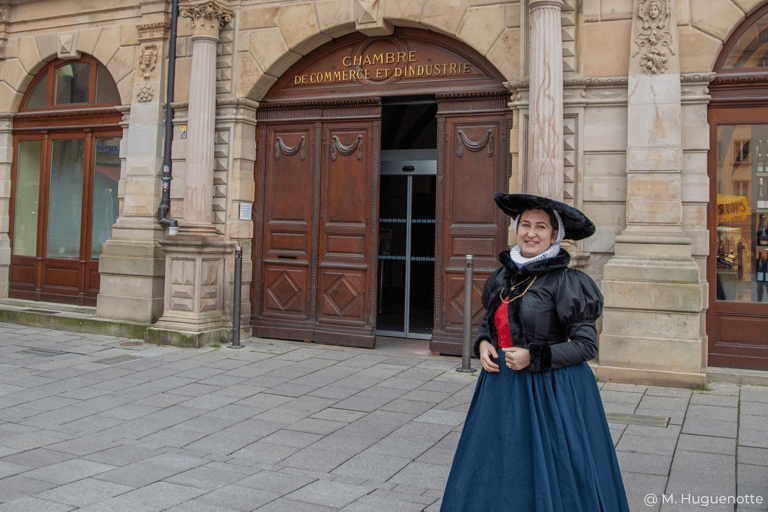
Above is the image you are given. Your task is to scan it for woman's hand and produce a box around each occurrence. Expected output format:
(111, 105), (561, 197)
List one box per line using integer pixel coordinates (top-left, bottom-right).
(478, 340), (499, 373)
(502, 347), (530, 370)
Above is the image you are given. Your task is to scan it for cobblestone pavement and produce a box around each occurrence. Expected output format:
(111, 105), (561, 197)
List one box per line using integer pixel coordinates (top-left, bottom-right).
(0, 322), (766, 511)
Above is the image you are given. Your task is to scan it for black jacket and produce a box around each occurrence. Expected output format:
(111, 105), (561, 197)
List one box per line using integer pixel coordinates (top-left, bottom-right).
(473, 249), (603, 373)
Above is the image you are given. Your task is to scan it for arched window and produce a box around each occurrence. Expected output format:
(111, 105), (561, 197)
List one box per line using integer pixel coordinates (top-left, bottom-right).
(708, 4), (768, 370)
(10, 55), (122, 306)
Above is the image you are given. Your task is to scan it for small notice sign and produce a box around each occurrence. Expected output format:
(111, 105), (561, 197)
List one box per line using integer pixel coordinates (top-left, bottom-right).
(239, 203), (252, 221)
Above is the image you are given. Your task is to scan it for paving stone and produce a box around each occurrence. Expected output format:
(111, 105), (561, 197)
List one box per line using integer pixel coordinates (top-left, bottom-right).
(388, 461), (450, 490)
(667, 451), (735, 496)
(22, 458), (116, 485)
(738, 446), (768, 466)
(237, 469), (316, 493)
(0, 447), (75, 469)
(340, 494), (427, 512)
(93, 462), (182, 488)
(164, 464), (245, 491)
(689, 392), (739, 407)
(0, 496), (76, 512)
(741, 401), (768, 416)
(616, 433), (679, 456)
(34, 478), (133, 507)
(685, 404), (739, 422)
(413, 409), (465, 427)
(183, 432), (263, 456)
(599, 390), (645, 404)
(616, 451), (673, 476)
(286, 479), (369, 509)
(620, 471), (667, 512)
(310, 408), (368, 423)
(77, 481), (205, 511)
(229, 440), (300, 466)
(741, 386), (768, 404)
(681, 417), (738, 438)
(333, 451), (411, 482)
(256, 498), (336, 512)
(282, 445), (358, 473)
(739, 427), (768, 449)
(677, 433), (736, 455)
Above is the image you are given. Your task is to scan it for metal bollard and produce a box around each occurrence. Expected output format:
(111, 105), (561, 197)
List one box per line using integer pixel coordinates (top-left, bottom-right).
(457, 254), (477, 373)
(228, 246), (244, 349)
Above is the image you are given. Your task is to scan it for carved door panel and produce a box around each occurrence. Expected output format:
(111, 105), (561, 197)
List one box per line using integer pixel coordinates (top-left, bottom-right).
(431, 110), (510, 355)
(255, 123), (317, 341)
(315, 120), (379, 347)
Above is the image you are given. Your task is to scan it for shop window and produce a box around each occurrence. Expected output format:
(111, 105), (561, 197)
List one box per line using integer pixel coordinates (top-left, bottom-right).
(715, 128), (768, 301)
(10, 55), (122, 306)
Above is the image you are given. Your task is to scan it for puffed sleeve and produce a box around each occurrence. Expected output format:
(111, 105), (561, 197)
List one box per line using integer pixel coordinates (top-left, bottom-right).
(472, 267), (504, 357)
(528, 269), (603, 372)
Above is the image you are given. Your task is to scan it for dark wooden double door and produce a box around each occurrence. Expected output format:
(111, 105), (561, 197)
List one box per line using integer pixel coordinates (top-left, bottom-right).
(253, 98), (510, 353)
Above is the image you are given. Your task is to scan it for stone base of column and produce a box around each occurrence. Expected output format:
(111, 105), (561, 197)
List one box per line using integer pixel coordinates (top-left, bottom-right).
(96, 220), (167, 323)
(177, 221), (224, 239)
(599, 234), (706, 388)
(146, 237), (235, 347)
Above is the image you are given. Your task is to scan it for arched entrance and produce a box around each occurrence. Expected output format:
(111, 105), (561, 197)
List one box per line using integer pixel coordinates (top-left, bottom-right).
(251, 28), (511, 354)
(10, 55), (122, 306)
(708, 4), (768, 370)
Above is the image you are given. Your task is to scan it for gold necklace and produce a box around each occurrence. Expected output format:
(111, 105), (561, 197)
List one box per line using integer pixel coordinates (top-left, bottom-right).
(500, 275), (537, 304)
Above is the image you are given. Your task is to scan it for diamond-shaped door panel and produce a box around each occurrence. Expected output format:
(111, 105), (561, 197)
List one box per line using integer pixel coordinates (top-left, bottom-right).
(321, 272), (363, 318)
(265, 268), (305, 313)
(448, 275), (485, 325)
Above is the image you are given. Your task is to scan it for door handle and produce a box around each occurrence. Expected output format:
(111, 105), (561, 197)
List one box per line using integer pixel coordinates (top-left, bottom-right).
(402, 165), (415, 172)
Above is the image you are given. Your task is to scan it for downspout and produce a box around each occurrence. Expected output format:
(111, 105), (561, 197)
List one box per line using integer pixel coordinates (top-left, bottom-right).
(158, 0), (179, 234)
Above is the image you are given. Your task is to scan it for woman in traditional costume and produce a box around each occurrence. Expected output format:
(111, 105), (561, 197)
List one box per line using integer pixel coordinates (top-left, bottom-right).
(440, 193), (630, 512)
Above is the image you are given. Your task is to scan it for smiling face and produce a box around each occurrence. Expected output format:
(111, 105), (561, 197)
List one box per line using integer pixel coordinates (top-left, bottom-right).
(516, 209), (558, 258)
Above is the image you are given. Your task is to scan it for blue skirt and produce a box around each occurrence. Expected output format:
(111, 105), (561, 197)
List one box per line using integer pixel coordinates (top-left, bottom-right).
(441, 362), (629, 512)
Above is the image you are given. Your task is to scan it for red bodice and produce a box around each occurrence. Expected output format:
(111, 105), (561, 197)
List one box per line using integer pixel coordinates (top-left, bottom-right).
(495, 299), (513, 348)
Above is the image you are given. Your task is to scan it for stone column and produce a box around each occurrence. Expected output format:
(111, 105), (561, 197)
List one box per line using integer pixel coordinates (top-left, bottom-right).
(597, 0), (706, 387)
(527, 0), (564, 200)
(179, 0), (231, 237)
(146, 1), (235, 347)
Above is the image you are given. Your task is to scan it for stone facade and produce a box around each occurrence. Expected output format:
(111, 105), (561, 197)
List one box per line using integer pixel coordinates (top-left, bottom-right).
(0, 0), (765, 376)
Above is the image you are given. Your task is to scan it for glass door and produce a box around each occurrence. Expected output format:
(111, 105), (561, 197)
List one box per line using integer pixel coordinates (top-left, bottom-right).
(376, 150), (436, 339)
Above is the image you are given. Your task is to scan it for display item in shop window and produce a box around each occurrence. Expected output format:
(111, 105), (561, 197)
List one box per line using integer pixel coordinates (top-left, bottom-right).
(756, 253), (764, 283)
(759, 178), (767, 209)
(758, 149), (764, 173)
(759, 214), (768, 247)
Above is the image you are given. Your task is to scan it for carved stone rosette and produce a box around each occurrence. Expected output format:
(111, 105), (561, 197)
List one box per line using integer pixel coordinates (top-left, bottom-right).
(181, 0), (233, 39)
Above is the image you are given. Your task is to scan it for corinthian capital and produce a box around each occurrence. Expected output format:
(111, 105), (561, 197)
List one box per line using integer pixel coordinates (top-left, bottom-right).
(181, 0), (233, 38)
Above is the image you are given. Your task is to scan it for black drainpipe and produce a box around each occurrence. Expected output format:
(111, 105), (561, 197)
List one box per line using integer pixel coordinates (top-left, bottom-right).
(158, 0), (179, 232)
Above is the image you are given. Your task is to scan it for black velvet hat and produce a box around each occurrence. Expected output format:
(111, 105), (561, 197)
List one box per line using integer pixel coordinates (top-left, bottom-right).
(494, 193), (596, 241)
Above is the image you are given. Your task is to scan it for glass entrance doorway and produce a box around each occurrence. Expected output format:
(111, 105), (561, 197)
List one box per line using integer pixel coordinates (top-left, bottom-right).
(377, 151), (436, 338)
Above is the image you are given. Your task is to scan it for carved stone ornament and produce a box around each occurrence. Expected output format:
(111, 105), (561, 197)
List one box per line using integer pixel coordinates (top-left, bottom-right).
(181, 1), (233, 38)
(139, 44), (159, 81)
(0, 4), (8, 23)
(137, 83), (156, 103)
(633, 0), (675, 74)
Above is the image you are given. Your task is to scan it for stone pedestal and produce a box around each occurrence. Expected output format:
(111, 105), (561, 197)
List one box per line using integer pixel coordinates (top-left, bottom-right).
(597, 0), (706, 387)
(146, 238), (234, 347)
